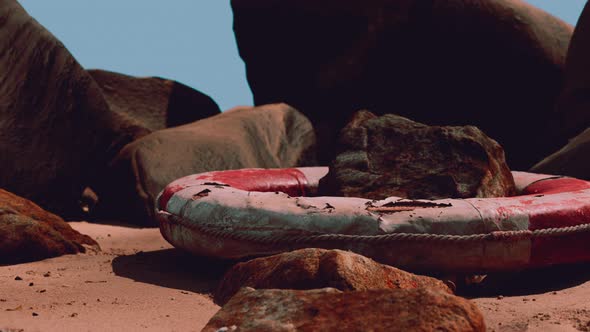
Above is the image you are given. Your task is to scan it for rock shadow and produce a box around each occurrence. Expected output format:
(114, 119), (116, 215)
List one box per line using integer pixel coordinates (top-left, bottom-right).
(112, 248), (236, 294)
(459, 263), (590, 298)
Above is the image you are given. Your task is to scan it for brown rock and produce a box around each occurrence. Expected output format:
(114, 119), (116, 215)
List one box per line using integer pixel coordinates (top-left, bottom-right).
(531, 3), (590, 178)
(319, 111), (515, 200)
(88, 69), (220, 131)
(93, 104), (317, 225)
(204, 287), (486, 332)
(554, 2), (590, 139)
(214, 248), (452, 306)
(0, 189), (99, 265)
(0, 1), (146, 216)
(531, 127), (590, 178)
(232, 0), (574, 170)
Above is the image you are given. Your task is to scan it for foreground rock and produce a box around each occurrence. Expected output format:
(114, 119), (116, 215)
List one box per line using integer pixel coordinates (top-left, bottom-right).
(0, 189), (99, 265)
(0, 1), (145, 215)
(89, 69), (221, 131)
(93, 104), (317, 225)
(531, 3), (590, 178)
(319, 111), (515, 200)
(232, 0), (574, 169)
(215, 248), (451, 305)
(205, 287), (485, 332)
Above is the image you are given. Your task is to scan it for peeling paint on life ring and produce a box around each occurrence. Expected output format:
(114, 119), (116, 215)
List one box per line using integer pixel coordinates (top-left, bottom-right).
(156, 168), (590, 274)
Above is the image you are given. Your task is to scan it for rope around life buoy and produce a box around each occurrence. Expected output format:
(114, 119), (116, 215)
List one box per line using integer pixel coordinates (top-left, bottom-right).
(159, 211), (590, 244)
(156, 167), (590, 273)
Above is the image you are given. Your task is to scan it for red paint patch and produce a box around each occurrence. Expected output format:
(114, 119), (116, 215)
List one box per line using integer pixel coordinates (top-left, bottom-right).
(523, 178), (590, 195)
(528, 204), (590, 231)
(158, 168), (309, 210)
(530, 233), (590, 267)
(195, 168), (309, 197)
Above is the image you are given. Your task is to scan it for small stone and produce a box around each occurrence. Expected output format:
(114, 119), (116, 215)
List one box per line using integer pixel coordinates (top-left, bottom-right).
(28, 282), (34, 286)
(32, 312), (39, 317)
(5, 305), (22, 311)
(497, 295), (504, 300)
(14, 276), (22, 281)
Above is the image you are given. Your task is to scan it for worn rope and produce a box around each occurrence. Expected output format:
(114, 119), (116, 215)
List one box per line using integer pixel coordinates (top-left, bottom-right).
(160, 213), (590, 245)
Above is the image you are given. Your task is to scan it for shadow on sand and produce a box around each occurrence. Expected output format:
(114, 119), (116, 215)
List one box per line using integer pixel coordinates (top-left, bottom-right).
(460, 262), (590, 298)
(112, 248), (236, 294)
(111, 247), (590, 298)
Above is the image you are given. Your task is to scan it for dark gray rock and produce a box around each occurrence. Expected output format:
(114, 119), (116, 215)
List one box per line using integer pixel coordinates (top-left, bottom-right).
(531, 3), (590, 178)
(232, 0), (574, 170)
(531, 127), (590, 178)
(89, 69), (221, 131)
(319, 111), (515, 200)
(0, 1), (146, 216)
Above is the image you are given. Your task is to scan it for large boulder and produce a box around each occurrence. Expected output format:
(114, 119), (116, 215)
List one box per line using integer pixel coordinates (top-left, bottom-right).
(232, 0), (575, 170)
(531, 3), (590, 178)
(214, 248), (452, 306)
(88, 69), (221, 131)
(93, 104), (317, 225)
(0, 1), (145, 215)
(531, 127), (590, 178)
(319, 111), (515, 200)
(554, 1), (590, 137)
(0, 189), (99, 265)
(204, 287), (486, 332)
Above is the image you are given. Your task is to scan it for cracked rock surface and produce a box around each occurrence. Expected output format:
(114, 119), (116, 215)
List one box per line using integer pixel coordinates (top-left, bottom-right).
(319, 111), (516, 200)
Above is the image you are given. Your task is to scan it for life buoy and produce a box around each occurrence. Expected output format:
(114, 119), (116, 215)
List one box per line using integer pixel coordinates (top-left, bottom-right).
(156, 167), (590, 273)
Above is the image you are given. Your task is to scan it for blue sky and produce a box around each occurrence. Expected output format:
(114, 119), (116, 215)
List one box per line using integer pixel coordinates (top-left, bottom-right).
(19, 1), (586, 111)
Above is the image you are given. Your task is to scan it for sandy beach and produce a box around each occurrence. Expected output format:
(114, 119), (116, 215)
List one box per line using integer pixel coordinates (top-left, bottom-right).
(1, 221), (589, 332)
(0, 222), (223, 332)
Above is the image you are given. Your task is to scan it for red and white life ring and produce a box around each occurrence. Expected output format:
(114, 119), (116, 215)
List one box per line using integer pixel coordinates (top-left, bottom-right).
(156, 167), (590, 273)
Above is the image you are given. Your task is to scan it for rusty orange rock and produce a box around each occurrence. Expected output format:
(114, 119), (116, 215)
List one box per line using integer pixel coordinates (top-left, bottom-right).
(214, 248), (452, 305)
(0, 189), (98, 265)
(205, 287), (485, 332)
